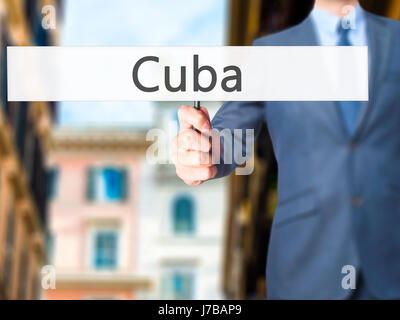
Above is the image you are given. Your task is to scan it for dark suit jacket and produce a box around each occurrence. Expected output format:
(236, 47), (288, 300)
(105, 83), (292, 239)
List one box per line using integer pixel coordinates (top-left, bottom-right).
(212, 10), (400, 299)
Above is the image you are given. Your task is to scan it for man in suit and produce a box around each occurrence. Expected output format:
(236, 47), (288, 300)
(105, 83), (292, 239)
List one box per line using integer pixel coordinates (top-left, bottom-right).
(171, 0), (400, 299)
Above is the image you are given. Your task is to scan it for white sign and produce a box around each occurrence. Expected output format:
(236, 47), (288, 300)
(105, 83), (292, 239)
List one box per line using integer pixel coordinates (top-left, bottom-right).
(7, 46), (368, 101)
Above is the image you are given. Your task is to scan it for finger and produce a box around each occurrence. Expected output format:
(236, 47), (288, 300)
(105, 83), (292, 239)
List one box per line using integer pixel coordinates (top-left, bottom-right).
(178, 105), (211, 132)
(177, 129), (211, 152)
(176, 165), (217, 181)
(183, 179), (203, 186)
(199, 106), (210, 121)
(173, 149), (213, 167)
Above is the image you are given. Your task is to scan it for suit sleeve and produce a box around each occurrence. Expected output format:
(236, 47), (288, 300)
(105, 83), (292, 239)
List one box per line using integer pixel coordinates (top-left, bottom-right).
(211, 100), (266, 179)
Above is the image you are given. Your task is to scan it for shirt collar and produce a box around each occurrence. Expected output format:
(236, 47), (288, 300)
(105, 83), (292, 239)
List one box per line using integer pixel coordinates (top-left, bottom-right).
(311, 3), (365, 35)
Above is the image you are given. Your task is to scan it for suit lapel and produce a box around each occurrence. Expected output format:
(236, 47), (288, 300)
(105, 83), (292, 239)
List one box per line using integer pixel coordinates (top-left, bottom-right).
(289, 11), (392, 140)
(353, 11), (393, 139)
(304, 10), (393, 140)
(293, 16), (320, 46)
(299, 16), (348, 140)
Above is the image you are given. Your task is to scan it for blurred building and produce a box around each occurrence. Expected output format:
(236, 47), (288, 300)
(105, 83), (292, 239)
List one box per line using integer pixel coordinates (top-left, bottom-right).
(45, 128), (152, 299)
(136, 102), (227, 300)
(47, 105), (228, 300)
(42, 0), (227, 300)
(0, 0), (59, 300)
(223, 0), (400, 300)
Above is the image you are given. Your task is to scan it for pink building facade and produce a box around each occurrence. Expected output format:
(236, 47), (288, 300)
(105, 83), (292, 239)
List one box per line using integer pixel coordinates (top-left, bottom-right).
(44, 129), (151, 300)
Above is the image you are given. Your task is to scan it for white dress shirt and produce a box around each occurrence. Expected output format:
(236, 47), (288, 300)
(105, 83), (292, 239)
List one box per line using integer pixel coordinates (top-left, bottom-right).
(311, 4), (368, 46)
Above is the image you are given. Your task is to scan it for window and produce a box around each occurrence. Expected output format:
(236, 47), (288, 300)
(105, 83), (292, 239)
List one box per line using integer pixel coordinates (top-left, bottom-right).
(92, 230), (118, 270)
(172, 195), (195, 235)
(86, 166), (128, 203)
(161, 267), (195, 300)
(47, 167), (59, 200)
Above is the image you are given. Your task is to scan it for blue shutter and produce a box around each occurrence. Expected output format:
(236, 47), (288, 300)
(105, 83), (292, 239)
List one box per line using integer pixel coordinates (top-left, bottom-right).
(103, 168), (122, 200)
(86, 167), (96, 201)
(120, 168), (128, 201)
(102, 167), (128, 202)
(173, 195), (195, 234)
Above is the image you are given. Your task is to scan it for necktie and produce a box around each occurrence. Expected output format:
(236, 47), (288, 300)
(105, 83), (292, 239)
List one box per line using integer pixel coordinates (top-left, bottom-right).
(336, 22), (361, 136)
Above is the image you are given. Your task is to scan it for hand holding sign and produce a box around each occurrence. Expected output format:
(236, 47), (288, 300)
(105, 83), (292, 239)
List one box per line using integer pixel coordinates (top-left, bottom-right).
(171, 105), (221, 186)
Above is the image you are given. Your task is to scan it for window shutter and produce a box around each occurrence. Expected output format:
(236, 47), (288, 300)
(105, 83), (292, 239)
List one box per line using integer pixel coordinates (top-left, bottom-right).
(86, 167), (96, 201)
(120, 168), (129, 201)
(173, 195), (195, 235)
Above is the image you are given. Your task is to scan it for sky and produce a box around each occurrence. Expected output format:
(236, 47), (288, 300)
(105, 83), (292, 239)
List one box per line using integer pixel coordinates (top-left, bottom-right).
(58, 0), (228, 128)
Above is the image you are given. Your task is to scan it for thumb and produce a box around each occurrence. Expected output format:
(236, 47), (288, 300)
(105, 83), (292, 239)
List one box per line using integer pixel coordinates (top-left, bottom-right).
(199, 106), (211, 122)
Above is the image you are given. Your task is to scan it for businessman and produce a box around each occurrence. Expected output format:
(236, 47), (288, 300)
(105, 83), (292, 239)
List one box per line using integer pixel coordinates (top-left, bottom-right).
(171, 0), (400, 299)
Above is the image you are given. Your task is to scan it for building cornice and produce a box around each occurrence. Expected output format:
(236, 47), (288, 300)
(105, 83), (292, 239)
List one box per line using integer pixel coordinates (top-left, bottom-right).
(54, 271), (153, 290)
(50, 128), (151, 153)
